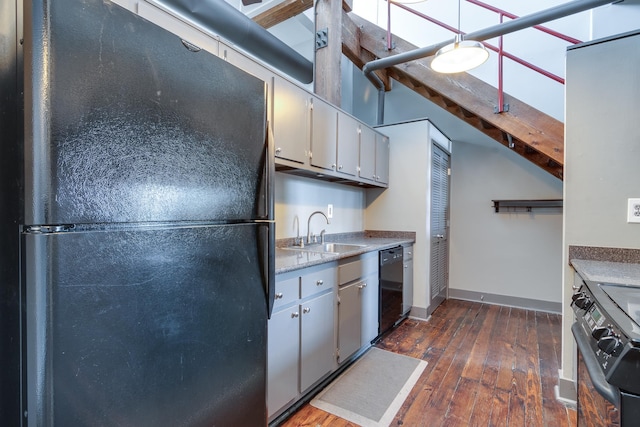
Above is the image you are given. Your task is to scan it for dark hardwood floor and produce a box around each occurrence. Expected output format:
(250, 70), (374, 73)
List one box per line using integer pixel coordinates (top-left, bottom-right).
(280, 299), (576, 427)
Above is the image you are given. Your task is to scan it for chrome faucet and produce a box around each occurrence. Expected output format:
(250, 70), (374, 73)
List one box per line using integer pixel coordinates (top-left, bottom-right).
(293, 215), (304, 247)
(307, 211), (330, 244)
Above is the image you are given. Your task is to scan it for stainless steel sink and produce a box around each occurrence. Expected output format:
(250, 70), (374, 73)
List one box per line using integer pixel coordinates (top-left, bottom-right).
(284, 243), (366, 254)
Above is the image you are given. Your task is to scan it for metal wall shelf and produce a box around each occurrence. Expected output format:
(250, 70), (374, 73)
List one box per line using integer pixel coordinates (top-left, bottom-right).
(492, 199), (563, 213)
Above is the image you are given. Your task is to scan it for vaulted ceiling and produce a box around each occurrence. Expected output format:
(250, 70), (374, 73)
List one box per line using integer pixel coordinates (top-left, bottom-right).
(251, 0), (564, 180)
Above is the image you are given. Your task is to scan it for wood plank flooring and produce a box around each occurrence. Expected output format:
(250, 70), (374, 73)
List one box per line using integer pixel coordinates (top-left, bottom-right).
(279, 299), (576, 427)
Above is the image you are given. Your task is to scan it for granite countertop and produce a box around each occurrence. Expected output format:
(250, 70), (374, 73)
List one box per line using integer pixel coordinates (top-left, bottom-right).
(276, 231), (415, 274)
(571, 259), (640, 287)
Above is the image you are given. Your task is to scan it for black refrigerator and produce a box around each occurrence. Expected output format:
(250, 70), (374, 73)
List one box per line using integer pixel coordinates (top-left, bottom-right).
(0, 0), (274, 425)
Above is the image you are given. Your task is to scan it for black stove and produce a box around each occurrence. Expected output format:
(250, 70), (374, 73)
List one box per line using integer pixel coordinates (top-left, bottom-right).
(572, 278), (640, 426)
(573, 280), (640, 393)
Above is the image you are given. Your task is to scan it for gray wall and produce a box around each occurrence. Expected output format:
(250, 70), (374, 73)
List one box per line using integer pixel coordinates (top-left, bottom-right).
(561, 30), (640, 390)
(450, 140), (563, 309)
(275, 173), (365, 240)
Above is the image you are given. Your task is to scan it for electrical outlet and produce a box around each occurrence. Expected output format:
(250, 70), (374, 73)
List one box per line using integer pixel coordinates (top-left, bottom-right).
(327, 204), (333, 219)
(628, 198), (640, 223)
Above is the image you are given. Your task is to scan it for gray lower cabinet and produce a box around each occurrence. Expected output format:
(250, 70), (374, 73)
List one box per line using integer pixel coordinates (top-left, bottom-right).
(267, 299), (299, 416)
(361, 272), (380, 345)
(268, 263), (336, 420)
(300, 291), (335, 391)
(337, 281), (362, 363)
(403, 245), (414, 316)
(337, 252), (379, 364)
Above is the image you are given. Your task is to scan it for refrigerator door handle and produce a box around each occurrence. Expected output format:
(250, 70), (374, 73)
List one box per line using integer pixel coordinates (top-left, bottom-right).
(264, 119), (275, 221)
(259, 222), (276, 318)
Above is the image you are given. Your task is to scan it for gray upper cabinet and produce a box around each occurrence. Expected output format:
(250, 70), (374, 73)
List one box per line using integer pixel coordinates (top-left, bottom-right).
(359, 126), (389, 186)
(359, 125), (377, 182)
(199, 36), (388, 187)
(336, 112), (360, 177)
(273, 77), (309, 164)
(309, 97), (338, 172)
(376, 134), (390, 185)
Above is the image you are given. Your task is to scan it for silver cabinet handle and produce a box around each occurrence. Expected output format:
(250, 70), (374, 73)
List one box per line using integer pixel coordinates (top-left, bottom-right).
(275, 292), (283, 299)
(404, 265), (408, 268)
(303, 307), (311, 314)
(332, 164), (336, 169)
(436, 234), (445, 239)
(316, 279), (323, 286)
(291, 312), (299, 318)
(275, 147), (282, 154)
(358, 283), (367, 289)
(338, 165), (343, 170)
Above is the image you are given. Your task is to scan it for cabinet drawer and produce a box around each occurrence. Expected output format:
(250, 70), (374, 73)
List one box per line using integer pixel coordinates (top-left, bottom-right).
(339, 259), (362, 285)
(301, 264), (335, 299)
(339, 252), (378, 285)
(274, 275), (300, 309)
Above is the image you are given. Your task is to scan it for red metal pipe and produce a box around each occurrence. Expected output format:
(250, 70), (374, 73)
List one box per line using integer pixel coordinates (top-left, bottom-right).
(488, 45), (566, 84)
(390, 0), (570, 85)
(392, 2), (460, 34)
(387, 0), (392, 50)
(498, 14), (504, 113)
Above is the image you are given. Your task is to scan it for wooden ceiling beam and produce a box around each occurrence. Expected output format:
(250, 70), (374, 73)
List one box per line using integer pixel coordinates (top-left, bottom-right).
(253, 0), (313, 29)
(341, 11), (391, 91)
(315, 0), (343, 105)
(253, 0), (351, 29)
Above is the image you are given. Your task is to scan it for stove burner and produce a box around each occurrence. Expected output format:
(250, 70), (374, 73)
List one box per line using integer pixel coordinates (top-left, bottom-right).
(600, 283), (640, 330)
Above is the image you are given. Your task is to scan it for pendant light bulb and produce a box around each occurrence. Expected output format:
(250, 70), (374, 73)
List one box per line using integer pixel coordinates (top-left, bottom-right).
(430, 34), (489, 74)
(430, 0), (489, 74)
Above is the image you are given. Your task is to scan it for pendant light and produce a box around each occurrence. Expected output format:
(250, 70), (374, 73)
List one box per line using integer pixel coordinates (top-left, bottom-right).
(430, 0), (489, 73)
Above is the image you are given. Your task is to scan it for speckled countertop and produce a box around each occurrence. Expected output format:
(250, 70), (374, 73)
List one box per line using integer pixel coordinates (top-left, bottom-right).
(569, 245), (640, 286)
(571, 259), (640, 287)
(275, 231), (415, 274)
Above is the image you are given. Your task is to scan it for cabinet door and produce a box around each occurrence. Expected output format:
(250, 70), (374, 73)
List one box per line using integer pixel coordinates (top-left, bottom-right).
(300, 292), (335, 391)
(336, 113), (359, 177)
(267, 306), (300, 417)
(375, 133), (390, 185)
(403, 259), (413, 316)
(310, 97), (338, 171)
(359, 125), (376, 182)
(273, 77), (309, 164)
(360, 274), (380, 346)
(337, 282), (362, 363)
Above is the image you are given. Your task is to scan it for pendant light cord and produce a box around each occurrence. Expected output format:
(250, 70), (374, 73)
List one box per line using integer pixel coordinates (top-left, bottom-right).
(457, 0), (461, 37)
(455, 0), (462, 46)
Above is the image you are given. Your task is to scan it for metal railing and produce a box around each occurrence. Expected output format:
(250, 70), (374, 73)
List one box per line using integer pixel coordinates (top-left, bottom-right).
(387, 0), (583, 113)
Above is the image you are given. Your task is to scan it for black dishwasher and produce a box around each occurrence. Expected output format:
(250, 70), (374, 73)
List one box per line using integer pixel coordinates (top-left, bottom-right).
(379, 247), (405, 336)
